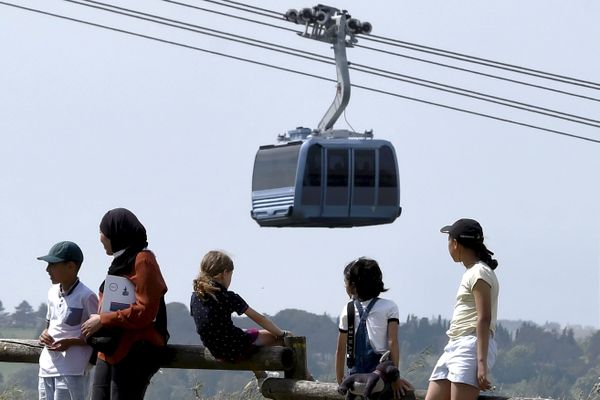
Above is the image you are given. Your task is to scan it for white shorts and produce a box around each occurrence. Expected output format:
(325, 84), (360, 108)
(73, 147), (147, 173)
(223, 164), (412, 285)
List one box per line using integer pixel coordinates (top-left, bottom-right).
(429, 335), (497, 388)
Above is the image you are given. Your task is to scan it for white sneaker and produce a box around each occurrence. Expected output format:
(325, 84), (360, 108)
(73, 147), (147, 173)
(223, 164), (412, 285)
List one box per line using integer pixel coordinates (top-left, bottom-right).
(244, 371), (280, 392)
(242, 379), (258, 392)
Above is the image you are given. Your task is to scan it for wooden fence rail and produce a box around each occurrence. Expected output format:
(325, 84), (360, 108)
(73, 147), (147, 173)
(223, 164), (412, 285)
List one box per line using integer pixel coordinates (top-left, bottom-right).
(0, 338), (293, 372)
(0, 337), (549, 400)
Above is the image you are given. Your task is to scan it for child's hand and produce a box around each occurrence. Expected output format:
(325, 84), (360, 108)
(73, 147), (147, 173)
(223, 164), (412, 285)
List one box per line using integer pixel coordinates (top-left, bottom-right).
(81, 314), (102, 338)
(47, 338), (77, 352)
(39, 329), (54, 347)
(392, 377), (414, 398)
(279, 330), (293, 339)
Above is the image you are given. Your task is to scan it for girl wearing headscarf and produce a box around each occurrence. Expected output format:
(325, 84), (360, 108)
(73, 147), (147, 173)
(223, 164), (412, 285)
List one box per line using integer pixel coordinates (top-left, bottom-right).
(82, 208), (168, 400)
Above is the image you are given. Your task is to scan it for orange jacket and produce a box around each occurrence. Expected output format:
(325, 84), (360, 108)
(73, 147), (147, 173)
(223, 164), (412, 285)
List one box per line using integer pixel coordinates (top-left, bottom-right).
(98, 251), (167, 364)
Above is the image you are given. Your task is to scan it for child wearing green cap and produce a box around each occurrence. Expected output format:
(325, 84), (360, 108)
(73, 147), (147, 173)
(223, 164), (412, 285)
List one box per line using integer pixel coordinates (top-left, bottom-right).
(37, 241), (99, 400)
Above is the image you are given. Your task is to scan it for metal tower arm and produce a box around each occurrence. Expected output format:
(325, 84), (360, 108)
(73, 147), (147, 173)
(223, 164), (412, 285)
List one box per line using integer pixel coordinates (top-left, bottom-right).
(317, 14), (351, 132)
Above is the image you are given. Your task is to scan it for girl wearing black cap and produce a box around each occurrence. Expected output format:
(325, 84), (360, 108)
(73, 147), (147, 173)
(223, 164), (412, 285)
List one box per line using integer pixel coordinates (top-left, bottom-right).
(81, 208), (168, 400)
(425, 218), (499, 400)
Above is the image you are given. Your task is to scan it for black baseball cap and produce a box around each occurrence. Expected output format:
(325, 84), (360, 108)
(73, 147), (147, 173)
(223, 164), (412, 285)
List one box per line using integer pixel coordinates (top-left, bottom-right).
(37, 241), (84, 264)
(440, 218), (483, 242)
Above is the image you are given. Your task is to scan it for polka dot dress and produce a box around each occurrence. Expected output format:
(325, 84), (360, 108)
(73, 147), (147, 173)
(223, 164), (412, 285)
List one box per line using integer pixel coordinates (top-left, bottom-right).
(190, 281), (255, 362)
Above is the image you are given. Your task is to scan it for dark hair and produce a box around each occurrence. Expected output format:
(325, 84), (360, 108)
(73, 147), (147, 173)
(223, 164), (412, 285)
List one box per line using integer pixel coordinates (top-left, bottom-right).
(344, 257), (388, 300)
(453, 236), (498, 270)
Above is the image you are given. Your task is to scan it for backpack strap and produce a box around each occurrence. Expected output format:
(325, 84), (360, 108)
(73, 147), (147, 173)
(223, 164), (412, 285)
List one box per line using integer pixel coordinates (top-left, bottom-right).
(346, 300), (355, 368)
(346, 297), (379, 369)
(346, 297), (379, 368)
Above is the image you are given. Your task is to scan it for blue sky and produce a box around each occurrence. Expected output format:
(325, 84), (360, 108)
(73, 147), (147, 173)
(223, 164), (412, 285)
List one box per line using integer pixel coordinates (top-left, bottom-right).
(1, 0), (599, 328)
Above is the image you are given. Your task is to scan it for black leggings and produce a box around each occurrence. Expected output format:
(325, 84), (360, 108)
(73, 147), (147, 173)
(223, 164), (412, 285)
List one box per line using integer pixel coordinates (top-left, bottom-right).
(91, 342), (162, 400)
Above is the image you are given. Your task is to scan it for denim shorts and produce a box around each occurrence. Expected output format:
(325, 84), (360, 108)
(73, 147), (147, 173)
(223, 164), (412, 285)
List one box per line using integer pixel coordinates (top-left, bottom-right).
(39, 375), (88, 400)
(429, 335), (497, 388)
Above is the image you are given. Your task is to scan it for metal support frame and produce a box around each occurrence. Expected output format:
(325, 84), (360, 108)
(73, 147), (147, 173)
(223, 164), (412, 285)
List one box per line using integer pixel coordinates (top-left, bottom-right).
(280, 5), (373, 141)
(316, 13), (351, 132)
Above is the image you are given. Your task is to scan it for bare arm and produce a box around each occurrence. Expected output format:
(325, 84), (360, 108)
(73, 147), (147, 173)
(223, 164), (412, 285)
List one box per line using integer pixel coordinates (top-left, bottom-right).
(473, 279), (492, 390)
(387, 320), (400, 367)
(335, 331), (347, 384)
(388, 320), (413, 397)
(244, 306), (285, 337)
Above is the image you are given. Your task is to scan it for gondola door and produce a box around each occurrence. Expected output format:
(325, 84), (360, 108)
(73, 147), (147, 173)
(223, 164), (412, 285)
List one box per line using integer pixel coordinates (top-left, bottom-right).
(323, 147), (351, 219)
(350, 148), (377, 220)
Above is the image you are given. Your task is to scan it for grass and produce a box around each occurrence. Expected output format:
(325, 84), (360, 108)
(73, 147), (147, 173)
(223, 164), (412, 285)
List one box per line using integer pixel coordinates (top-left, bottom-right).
(0, 327), (38, 340)
(0, 327), (39, 380)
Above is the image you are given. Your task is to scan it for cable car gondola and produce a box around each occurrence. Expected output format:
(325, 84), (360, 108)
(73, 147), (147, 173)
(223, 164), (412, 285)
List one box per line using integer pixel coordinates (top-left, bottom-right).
(251, 128), (400, 227)
(251, 5), (401, 227)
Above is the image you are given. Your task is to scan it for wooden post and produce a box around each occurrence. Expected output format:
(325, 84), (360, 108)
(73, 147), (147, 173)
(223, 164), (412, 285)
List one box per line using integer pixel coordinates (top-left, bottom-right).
(261, 378), (423, 400)
(283, 336), (308, 379)
(260, 379), (519, 400)
(0, 338), (554, 400)
(164, 344), (293, 371)
(0, 339), (42, 363)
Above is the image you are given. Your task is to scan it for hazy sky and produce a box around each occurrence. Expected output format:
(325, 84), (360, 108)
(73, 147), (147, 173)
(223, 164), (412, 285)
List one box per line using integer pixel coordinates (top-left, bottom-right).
(1, 0), (599, 329)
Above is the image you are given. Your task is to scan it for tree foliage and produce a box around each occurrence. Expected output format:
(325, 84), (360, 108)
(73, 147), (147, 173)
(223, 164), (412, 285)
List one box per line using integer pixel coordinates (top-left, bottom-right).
(0, 299), (599, 399)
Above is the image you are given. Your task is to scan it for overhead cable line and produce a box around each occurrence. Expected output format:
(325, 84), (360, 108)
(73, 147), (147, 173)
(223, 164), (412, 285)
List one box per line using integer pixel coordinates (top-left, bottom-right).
(71, 0), (330, 63)
(364, 34), (600, 90)
(229, 0), (600, 90)
(75, 0), (600, 128)
(163, 0), (299, 34)
(354, 43), (600, 103)
(198, 0), (279, 19)
(349, 63), (600, 128)
(194, 0), (285, 21)
(1, 1), (599, 145)
(170, 0), (600, 103)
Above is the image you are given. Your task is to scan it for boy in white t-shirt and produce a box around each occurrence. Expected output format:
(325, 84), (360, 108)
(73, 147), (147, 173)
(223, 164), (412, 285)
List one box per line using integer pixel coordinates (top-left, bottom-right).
(37, 241), (99, 400)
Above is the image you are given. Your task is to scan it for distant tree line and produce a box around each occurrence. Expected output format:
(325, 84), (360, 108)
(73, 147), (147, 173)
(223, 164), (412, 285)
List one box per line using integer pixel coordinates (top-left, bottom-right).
(1, 300), (599, 400)
(0, 300), (47, 330)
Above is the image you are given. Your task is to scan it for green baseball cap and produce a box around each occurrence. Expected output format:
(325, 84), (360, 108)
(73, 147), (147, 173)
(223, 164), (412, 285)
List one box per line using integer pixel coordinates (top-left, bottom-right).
(37, 241), (84, 263)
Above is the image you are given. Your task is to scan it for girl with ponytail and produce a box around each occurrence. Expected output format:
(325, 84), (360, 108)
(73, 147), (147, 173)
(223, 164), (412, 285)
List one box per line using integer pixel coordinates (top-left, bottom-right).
(425, 218), (500, 400)
(190, 250), (295, 380)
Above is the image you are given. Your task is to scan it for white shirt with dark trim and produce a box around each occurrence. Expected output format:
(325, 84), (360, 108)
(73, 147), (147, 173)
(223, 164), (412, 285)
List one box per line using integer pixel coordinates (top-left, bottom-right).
(338, 297), (400, 353)
(39, 279), (99, 377)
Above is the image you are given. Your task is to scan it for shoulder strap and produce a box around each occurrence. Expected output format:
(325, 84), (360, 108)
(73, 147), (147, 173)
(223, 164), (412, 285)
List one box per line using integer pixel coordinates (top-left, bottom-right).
(346, 297), (379, 369)
(346, 300), (355, 368)
(363, 297), (379, 317)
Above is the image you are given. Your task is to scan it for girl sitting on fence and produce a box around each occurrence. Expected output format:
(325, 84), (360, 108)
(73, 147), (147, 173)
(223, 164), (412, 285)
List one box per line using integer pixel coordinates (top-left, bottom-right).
(190, 250), (290, 378)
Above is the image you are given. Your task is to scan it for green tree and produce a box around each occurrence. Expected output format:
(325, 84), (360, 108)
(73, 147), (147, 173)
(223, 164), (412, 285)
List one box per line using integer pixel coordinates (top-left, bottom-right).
(584, 331), (600, 364)
(494, 323), (512, 349)
(35, 303), (48, 332)
(494, 344), (536, 383)
(0, 300), (9, 327)
(11, 301), (37, 328)
(5, 365), (37, 399)
(167, 302), (200, 345)
(570, 367), (600, 399)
